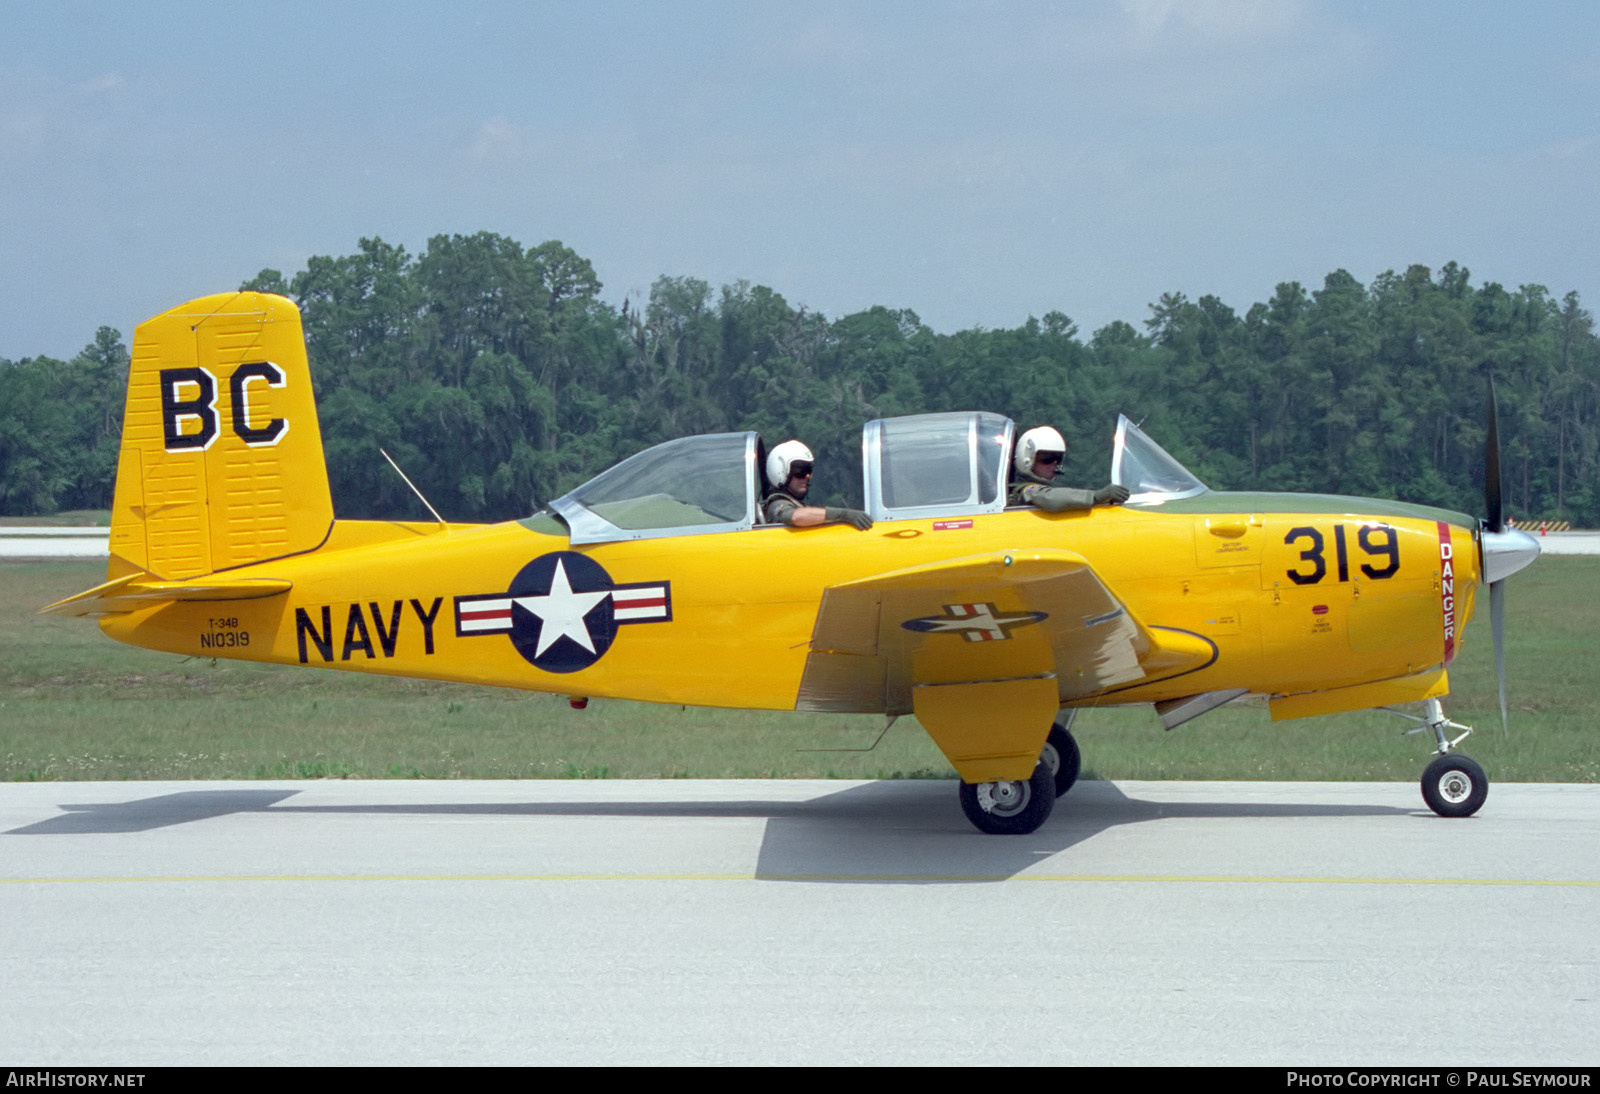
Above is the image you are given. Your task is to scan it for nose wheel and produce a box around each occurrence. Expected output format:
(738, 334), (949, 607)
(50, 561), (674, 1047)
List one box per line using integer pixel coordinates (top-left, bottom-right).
(1421, 753), (1488, 818)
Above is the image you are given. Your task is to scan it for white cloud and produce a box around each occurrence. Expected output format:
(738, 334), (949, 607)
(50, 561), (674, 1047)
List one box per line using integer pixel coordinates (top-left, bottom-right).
(1119, 0), (1312, 41)
(74, 71), (124, 96)
(786, 17), (872, 64)
(464, 117), (531, 163)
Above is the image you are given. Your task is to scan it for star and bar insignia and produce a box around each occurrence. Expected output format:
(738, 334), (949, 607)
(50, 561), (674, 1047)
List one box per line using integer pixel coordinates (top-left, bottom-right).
(901, 602), (1048, 642)
(454, 552), (671, 673)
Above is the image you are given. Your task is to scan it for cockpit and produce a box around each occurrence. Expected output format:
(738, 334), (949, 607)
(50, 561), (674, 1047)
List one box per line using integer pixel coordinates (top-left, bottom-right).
(547, 432), (759, 545)
(539, 412), (1208, 545)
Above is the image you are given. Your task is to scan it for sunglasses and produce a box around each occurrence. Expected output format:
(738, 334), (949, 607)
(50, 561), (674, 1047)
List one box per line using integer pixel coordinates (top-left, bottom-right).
(1036, 452), (1064, 465)
(790, 461), (814, 478)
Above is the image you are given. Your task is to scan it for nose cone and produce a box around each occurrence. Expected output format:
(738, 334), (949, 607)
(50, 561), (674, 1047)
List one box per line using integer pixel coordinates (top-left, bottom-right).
(1481, 527), (1541, 584)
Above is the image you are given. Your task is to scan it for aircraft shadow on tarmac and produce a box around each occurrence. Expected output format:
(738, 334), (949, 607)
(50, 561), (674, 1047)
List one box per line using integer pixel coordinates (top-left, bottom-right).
(5, 782), (1415, 882)
(6, 789), (300, 835)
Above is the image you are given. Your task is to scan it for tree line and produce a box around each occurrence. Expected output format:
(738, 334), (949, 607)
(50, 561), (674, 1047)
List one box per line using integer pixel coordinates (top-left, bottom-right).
(4, 232), (1597, 526)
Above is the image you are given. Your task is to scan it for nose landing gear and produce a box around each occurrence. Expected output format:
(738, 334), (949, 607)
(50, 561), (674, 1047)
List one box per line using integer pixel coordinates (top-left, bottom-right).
(1387, 698), (1489, 818)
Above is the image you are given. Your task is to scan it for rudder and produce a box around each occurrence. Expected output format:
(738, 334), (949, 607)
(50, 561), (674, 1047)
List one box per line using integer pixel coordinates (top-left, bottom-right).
(109, 292), (333, 579)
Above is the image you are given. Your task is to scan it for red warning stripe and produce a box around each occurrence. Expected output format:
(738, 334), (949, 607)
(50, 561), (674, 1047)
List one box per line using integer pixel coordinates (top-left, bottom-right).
(1437, 521), (1457, 665)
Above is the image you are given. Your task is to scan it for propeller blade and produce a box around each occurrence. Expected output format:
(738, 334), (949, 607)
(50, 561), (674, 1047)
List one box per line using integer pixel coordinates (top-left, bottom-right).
(1490, 578), (1508, 732)
(1485, 376), (1504, 534)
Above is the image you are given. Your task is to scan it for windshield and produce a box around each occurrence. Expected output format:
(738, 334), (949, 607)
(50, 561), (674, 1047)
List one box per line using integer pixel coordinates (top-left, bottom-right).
(549, 432), (759, 544)
(1111, 415), (1209, 503)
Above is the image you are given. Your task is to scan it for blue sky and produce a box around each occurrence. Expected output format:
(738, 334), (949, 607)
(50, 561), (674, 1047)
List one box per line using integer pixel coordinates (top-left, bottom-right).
(3, 0), (1598, 360)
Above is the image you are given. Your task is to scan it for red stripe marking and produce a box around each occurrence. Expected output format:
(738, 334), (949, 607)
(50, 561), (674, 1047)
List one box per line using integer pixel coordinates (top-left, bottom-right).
(460, 607), (509, 621)
(612, 593), (665, 607)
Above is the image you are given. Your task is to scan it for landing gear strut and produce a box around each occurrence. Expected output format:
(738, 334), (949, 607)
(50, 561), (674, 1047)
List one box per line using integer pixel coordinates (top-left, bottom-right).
(1387, 698), (1489, 818)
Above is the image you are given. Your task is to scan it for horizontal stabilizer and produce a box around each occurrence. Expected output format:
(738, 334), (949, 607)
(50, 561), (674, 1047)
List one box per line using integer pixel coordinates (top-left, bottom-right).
(39, 572), (292, 617)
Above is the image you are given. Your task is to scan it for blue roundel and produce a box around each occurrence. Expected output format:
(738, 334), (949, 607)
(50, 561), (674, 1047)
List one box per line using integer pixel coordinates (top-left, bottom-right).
(507, 552), (617, 673)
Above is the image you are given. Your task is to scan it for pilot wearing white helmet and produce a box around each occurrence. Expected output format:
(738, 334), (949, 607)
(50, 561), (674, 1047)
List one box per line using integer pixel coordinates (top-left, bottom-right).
(1008, 425), (1130, 511)
(763, 440), (873, 529)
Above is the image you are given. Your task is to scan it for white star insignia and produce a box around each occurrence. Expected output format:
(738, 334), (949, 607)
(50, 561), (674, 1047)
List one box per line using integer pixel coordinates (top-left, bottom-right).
(928, 605), (1031, 640)
(514, 558), (610, 656)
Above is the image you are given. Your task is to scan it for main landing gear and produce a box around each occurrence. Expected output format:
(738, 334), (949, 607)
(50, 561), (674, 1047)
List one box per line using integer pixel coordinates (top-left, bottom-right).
(1389, 698), (1489, 818)
(1040, 713), (1082, 798)
(958, 713), (1080, 835)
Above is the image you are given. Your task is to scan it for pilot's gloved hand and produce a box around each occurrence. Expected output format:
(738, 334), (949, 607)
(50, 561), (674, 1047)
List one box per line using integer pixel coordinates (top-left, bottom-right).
(826, 507), (874, 530)
(1094, 484), (1131, 505)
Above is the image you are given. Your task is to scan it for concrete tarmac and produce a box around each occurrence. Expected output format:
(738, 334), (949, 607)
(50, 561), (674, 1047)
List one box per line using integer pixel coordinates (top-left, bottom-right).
(3, 778), (1597, 1065)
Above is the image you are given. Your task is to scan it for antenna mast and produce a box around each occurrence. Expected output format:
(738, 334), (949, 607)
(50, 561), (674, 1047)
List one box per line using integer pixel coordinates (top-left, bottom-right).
(380, 448), (448, 528)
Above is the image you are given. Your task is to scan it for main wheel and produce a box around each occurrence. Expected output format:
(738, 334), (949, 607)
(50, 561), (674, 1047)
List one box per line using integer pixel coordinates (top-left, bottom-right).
(1040, 722), (1081, 798)
(958, 761), (1055, 835)
(1421, 753), (1488, 818)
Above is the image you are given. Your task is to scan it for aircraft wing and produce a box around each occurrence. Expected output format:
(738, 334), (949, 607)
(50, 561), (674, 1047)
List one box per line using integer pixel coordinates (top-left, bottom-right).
(39, 572), (293, 617)
(797, 548), (1212, 712)
(794, 549), (1213, 782)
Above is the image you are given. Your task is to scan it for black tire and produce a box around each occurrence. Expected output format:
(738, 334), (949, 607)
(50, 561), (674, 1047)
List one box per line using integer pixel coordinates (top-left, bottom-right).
(1041, 722), (1081, 798)
(958, 761), (1056, 835)
(1421, 753), (1488, 818)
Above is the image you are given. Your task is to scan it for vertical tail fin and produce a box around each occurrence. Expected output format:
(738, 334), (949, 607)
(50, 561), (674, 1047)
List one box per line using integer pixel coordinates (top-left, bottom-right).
(108, 292), (333, 579)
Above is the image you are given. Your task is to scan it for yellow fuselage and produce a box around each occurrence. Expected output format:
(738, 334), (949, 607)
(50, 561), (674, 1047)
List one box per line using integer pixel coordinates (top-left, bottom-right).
(100, 499), (1480, 715)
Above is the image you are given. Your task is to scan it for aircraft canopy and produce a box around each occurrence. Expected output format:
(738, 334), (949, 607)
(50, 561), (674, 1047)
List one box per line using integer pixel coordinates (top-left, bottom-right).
(545, 411), (1210, 543)
(550, 431), (762, 545)
(1110, 414), (1209, 504)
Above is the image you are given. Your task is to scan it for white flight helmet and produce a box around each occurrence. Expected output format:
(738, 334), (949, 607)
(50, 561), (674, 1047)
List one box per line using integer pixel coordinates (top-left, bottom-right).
(1017, 425), (1068, 476)
(766, 439), (815, 489)
(1014, 425), (1067, 475)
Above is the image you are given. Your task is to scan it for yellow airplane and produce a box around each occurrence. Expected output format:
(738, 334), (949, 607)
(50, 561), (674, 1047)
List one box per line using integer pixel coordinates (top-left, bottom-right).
(44, 292), (1543, 834)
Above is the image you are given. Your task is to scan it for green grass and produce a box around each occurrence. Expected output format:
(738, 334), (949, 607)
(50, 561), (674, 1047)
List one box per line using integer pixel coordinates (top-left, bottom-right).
(0, 510), (109, 527)
(3, 558), (1596, 783)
